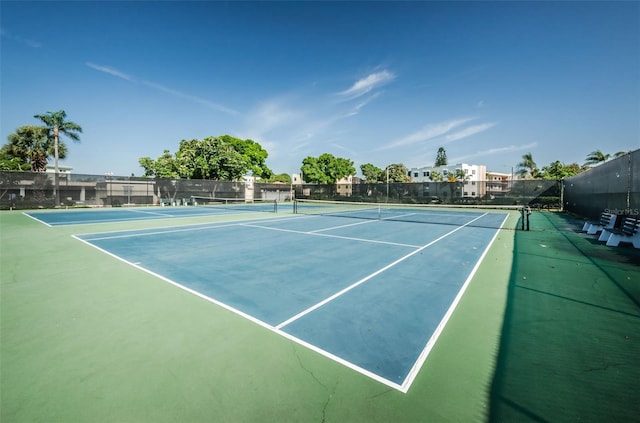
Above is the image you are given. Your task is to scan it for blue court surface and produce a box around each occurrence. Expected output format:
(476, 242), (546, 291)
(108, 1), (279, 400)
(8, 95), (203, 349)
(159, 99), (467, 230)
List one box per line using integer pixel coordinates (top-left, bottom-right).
(73, 210), (507, 392)
(24, 203), (279, 226)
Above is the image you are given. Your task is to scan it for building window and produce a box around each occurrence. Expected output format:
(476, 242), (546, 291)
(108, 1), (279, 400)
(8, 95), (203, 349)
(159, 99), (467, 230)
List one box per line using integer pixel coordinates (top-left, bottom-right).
(472, 169), (476, 175)
(423, 172), (428, 177)
(472, 192), (476, 196)
(414, 172), (418, 178)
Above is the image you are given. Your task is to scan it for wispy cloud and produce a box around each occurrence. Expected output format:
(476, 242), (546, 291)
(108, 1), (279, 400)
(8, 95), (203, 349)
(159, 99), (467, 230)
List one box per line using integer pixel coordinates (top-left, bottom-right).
(377, 118), (474, 151)
(446, 122), (496, 142)
(342, 92), (382, 118)
(337, 70), (395, 101)
(86, 62), (133, 81)
(1, 28), (41, 48)
(141, 80), (238, 115)
(85, 62), (238, 115)
(244, 98), (304, 136)
(450, 142), (538, 163)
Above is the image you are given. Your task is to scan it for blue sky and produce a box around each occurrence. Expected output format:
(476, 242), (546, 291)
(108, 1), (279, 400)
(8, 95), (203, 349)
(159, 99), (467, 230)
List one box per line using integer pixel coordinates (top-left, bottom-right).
(1, 1), (638, 177)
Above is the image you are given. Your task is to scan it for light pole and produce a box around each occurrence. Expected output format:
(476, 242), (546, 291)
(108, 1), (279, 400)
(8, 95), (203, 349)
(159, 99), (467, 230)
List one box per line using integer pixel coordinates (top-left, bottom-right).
(386, 167), (389, 202)
(105, 172), (113, 206)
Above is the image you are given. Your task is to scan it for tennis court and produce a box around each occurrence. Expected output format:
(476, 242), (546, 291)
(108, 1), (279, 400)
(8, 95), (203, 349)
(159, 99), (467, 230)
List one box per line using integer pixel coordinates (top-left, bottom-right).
(3, 200), (638, 422)
(71, 205), (508, 391)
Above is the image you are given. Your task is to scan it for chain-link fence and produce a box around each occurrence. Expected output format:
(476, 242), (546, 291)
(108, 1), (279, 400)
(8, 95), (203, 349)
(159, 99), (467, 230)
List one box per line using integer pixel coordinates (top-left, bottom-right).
(0, 172), (292, 209)
(295, 179), (561, 208)
(563, 149), (639, 220)
(1, 170), (562, 211)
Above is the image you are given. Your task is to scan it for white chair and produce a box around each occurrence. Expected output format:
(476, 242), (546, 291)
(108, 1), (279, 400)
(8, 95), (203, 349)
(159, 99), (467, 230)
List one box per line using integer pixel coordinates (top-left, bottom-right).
(604, 217), (640, 249)
(582, 212), (617, 235)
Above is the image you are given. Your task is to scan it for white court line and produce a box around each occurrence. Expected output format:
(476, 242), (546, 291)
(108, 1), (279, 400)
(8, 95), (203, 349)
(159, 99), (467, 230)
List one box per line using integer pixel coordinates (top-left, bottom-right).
(72, 232), (407, 392)
(126, 209), (175, 217)
(73, 210), (506, 393)
(22, 212), (53, 227)
(79, 215), (307, 241)
(27, 207), (275, 227)
(82, 221), (246, 241)
(240, 223), (421, 248)
(275, 212), (489, 330)
(309, 219), (379, 233)
(399, 212), (509, 392)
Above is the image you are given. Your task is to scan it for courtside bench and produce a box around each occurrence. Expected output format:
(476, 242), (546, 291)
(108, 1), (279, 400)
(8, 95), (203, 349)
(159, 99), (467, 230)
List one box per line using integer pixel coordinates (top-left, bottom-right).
(601, 216), (640, 249)
(582, 212), (618, 235)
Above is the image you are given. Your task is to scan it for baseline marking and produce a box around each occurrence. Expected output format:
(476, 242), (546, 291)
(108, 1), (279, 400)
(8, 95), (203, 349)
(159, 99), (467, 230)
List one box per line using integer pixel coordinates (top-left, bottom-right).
(79, 214), (306, 241)
(72, 232), (408, 392)
(275, 213), (488, 330)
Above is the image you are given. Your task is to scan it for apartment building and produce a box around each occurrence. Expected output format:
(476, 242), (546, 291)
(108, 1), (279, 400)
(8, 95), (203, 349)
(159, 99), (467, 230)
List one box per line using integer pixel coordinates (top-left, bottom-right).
(485, 171), (513, 198)
(407, 163), (487, 198)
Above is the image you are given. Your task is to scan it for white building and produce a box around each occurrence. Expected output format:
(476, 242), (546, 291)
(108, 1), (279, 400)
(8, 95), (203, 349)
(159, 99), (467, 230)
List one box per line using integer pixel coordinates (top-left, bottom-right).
(485, 171), (513, 198)
(407, 163), (487, 198)
(46, 165), (73, 174)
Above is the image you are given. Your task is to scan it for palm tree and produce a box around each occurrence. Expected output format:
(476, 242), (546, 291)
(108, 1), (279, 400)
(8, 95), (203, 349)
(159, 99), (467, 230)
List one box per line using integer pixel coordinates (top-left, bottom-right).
(34, 110), (82, 173)
(428, 170), (444, 182)
(34, 110), (82, 205)
(584, 150), (611, 166)
(5, 126), (56, 172)
(516, 152), (537, 179)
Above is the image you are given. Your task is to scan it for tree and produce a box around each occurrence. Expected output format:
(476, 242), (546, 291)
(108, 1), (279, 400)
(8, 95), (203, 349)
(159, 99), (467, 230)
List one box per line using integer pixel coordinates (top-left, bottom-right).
(221, 135), (272, 179)
(300, 153), (355, 184)
(33, 110), (82, 174)
(584, 150), (611, 166)
(0, 148), (29, 171)
(444, 168), (470, 200)
(447, 168), (469, 182)
(177, 137), (249, 180)
(139, 135), (272, 180)
(428, 170), (444, 182)
(264, 173), (292, 183)
(540, 161), (582, 179)
(360, 163), (384, 182)
(435, 147), (447, 167)
(34, 110), (82, 205)
(385, 163), (410, 183)
(139, 150), (183, 178)
(517, 152), (538, 179)
(3, 126), (62, 172)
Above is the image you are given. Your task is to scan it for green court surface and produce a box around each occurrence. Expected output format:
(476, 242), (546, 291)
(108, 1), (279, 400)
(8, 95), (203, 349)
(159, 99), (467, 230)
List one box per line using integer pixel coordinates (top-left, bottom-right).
(1, 209), (638, 422)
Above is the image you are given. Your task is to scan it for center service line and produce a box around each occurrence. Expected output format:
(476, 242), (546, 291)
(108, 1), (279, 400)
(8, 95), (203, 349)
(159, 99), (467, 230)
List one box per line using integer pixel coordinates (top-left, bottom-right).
(275, 213), (488, 330)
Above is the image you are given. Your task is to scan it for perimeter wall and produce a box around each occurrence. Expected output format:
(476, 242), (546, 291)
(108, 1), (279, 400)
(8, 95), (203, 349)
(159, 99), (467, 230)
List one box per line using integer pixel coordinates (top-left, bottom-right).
(563, 149), (639, 220)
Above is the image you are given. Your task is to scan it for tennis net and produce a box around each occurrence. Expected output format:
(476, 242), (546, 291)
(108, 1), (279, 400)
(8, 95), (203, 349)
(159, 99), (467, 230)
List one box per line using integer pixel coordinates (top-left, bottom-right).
(190, 196), (277, 213)
(294, 199), (527, 230)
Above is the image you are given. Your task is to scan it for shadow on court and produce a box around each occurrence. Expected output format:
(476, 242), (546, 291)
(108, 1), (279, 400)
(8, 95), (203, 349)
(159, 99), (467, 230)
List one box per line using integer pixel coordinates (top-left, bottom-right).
(488, 211), (639, 422)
